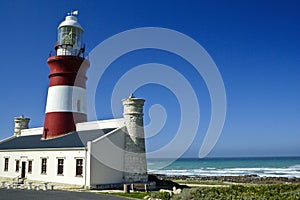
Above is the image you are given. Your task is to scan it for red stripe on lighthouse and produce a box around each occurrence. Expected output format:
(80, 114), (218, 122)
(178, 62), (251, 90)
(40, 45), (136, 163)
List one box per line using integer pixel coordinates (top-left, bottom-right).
(42, 55), (89, 140)
(47, 56), (89, 88)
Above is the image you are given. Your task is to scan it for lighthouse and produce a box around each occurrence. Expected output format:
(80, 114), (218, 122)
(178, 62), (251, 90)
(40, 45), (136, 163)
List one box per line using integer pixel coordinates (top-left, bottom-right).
(43, 12), (89, 139)
(0, 11), (151, 189)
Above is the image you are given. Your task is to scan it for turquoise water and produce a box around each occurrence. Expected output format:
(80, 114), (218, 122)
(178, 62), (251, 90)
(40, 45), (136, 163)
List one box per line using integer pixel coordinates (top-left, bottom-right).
(147, 157), (300, 178)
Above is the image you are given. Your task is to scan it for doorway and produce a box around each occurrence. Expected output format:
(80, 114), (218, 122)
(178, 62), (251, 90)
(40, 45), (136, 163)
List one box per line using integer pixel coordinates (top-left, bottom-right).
(21, 162), (26, 178)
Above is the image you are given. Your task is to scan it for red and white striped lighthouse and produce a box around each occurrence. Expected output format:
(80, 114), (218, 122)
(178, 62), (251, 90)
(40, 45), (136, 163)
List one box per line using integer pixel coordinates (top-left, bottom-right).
(43, 12), (89, 139)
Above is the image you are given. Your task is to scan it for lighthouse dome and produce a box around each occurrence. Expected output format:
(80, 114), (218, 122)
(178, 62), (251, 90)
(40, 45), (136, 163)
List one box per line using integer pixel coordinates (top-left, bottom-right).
(58, 15), (83, 31)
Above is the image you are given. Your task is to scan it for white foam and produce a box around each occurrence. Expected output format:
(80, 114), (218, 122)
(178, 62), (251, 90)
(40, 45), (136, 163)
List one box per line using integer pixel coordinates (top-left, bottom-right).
(148, 165), (300, 178)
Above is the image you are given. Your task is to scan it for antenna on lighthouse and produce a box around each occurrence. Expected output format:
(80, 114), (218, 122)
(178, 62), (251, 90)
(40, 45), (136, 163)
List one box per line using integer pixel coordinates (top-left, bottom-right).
(68, 10), (78, 16)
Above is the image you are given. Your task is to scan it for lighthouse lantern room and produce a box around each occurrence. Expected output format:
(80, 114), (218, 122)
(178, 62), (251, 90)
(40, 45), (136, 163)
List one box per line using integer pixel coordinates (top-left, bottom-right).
(56, 12), (84, 56)
(43, 12), (89, 140)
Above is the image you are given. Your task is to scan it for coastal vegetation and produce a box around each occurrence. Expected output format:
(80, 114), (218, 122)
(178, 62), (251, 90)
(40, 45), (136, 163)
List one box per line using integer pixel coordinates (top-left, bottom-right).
(110, 175), (300, 199)
(166, 184), (300, 200)
(115, 184), (300, 199)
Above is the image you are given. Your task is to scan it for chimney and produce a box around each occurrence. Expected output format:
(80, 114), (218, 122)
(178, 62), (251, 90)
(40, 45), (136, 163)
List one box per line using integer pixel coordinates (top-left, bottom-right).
(14, 115), (30, 137)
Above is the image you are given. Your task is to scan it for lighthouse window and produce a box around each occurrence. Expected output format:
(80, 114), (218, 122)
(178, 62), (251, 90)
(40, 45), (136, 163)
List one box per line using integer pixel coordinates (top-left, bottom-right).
(77, 100), (81, 112)
(59, 26), (78, 45)
(4, 158), (9, 171)
(76, 33), (82, 46)
(41, 158), (47, 174)
(57, 159), (64, 175)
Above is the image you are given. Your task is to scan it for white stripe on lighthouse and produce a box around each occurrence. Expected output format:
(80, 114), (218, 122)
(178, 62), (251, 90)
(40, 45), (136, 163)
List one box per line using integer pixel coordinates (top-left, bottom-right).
(45, 85), (86, 113)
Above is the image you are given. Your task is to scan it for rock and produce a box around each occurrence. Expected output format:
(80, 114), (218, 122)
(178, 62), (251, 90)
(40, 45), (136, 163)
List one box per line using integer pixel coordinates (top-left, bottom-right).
(159, 189), (173, 196)
(173, 188), (182, 194)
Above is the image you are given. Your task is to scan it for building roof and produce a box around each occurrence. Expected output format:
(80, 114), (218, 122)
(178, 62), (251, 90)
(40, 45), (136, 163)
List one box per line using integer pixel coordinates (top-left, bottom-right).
(0, 128), (115, 150)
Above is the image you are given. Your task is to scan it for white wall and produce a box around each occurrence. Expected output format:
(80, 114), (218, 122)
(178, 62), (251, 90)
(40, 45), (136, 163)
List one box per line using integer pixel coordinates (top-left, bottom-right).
(90, 128), (126, 186)
(20, 127), (43, 136)
(0, 148), (86, 186)
(19, 118), (125, 137)
(76, 118), (124, 131)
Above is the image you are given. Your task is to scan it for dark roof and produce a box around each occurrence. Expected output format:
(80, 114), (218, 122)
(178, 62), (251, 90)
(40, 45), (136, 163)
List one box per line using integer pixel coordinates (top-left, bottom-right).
(0, 128), (115, 150)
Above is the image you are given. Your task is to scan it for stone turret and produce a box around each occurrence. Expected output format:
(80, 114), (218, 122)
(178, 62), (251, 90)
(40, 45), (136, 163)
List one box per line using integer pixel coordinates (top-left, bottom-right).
(122, 94), (148, 182)
(14, 115), (30, 137)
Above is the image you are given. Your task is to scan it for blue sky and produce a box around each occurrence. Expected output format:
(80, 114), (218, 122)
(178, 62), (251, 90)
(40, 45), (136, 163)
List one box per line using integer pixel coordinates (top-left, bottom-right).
(0, 0), (299, 158)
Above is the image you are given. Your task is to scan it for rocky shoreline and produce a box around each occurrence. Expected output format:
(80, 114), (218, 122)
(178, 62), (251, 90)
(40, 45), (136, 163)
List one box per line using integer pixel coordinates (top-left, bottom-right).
(154, 174), (300, 184)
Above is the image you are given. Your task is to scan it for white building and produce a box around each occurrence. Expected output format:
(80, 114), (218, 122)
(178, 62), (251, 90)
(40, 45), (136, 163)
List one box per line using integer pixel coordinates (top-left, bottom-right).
(0, 12), (149, 189)
(0, 95), (148, 189)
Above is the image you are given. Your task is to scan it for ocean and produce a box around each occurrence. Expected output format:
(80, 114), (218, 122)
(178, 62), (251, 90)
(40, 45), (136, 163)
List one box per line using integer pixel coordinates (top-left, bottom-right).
(147, 157), (300, 178)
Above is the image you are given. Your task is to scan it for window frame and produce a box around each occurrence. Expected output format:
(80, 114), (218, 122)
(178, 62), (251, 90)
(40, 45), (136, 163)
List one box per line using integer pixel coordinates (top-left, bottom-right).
(28, 160), (32, 173)
(15, 160), (20, 172)
(77, 99), (81, 112)
(57, 159), (64, 175)
(75, 159), (83, 177)
(4, 158), (9, 171)
(41, 158), (47, 174)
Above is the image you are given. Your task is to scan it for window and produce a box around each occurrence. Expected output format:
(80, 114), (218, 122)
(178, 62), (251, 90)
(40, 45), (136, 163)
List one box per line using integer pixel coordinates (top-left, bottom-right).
(15, 160), (20, 172)
(75, 159), (83, 176)
(57, 159), (64, 175)
(77, 100), (81, 112)
(4, 158), (9, 171)
(41, 158), (47, 174)
(28, 161), (32, 173)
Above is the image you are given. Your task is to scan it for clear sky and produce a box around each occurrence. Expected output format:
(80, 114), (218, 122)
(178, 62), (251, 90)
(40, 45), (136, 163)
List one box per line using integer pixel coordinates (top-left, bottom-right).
(0, 0), (299, 158)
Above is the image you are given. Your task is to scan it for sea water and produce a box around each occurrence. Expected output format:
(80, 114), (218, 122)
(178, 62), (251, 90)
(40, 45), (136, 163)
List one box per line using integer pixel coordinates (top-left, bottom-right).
(147, 157), (300, 178)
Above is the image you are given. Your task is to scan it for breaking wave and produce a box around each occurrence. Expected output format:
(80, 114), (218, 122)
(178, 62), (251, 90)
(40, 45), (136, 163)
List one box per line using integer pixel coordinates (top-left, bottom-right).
(148, 165), (300, 178)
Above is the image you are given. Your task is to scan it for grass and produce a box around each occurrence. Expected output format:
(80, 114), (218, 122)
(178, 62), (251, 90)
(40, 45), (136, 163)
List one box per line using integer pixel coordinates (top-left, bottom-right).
(104, 183), (300, 199)
(153, 183), (300, 200)
(101, 192), (149, 199)
(94, 176), (300, 199)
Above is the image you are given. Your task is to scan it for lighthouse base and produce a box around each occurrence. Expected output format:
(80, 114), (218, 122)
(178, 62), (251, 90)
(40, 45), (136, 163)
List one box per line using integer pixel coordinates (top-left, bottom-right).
(42, 112), (86, 139)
